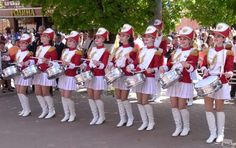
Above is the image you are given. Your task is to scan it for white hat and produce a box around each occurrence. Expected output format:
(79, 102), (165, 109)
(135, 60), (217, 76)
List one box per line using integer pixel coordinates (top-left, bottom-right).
(153, 19), (163, 29)
(144, 25), (157, 38)
(66, 31), (80, 42)
(20, 34), (31, 43)
(42, 28), (54, 39)
(96, 27), (109, 40)
(178, 26), (194, 40)
(120, 24), (133, 36)
(213, 23), (231, 38)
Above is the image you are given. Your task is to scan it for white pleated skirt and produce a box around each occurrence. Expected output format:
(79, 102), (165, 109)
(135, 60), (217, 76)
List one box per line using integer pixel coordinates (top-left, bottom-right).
(86, 76), (107, 90)
(134, 77), (159, 95)
(207, 84), (231, 100)
(14, 75), (32, 86)
(32, 72), (57, 87)
(113, 76), (129, 90)
(58, 75), (77, 91)
(167, 82), (194, 99)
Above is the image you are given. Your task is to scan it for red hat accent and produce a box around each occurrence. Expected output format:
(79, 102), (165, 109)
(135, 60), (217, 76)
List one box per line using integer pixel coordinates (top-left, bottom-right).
(20, 34), (31, 43)
(144, 25), (157, 38)
(153, 19), (163, 29)
(119, 24), (134, 37)
(66, 31), (80, 42)
(213, 23), (231, 38)
(42, 28), (54, 40)
(96, 27), (109, 41)
(178, 26), (194, 40)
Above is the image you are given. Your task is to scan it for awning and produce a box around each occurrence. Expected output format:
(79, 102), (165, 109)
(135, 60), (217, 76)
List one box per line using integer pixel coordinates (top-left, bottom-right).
(0, 7), (43, 18)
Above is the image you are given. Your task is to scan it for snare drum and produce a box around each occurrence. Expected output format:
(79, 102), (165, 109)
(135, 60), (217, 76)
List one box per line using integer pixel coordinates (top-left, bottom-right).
(105, 68), (123, 84)
(22, 65), (39, 79)
(46, 65), (65, 80)
(124, 73), (145, 88)
(74, 71), (94, 84)
(1, 65), (20, 79)
(159, 69), (181, 89)
(194, 76), (222, 97)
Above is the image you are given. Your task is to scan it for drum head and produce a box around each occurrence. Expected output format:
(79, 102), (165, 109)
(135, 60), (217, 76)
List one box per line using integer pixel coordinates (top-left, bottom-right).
(195, 76), (218, 88)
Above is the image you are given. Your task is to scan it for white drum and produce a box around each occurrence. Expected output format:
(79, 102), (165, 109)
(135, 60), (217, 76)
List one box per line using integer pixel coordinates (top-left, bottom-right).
(159, 69), (182, 89)
(74, 71), (94, 84)
(124, 73), (145, 88)
(21, 65), (40, 79)
(194, 76), (222, 97)
(1, 65), (20, 79)
(105, 68), (123, 84)
(46, 65), (65, 80)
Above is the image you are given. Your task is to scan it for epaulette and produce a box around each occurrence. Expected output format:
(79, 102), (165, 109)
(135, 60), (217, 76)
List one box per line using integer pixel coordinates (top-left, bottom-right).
(48, 47), (56, 52)
(227, 50), (234, 56)
(132, 48), (139, 52)
(162, 36), (168, 41)
(190, 48), (199, 56)
(75, 50), (83, 56)
(28, 51), (34, 56)
(155, 50), (162, 56)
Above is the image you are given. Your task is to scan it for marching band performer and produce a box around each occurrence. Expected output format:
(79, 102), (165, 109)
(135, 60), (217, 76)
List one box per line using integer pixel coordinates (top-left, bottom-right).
(33, 28), (58, 119)
(58, 31), (82, 122)
(127, 26), (163, 131)
(201, 23), (233, 143)
(160, 26), (199, 136)
(110, 24), (137, 127)
(10, 34), (33, 117)
(85, 28), (110, 125)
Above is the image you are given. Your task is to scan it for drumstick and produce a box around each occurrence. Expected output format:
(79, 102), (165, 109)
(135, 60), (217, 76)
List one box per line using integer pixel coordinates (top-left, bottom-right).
(81, 58), (90, 61)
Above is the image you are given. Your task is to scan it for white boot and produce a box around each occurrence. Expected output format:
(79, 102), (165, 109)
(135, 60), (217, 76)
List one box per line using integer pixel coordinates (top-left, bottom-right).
(123, 100), (134, 127)
(44, 96), (56, 119)
(137, 104), (148, 131)
(172, 108), (182, 137)
(180, 109), (190, 136)
(67, 98), (76, 122)
(116, 100), (127, 127)
(17, 94), (24, 116)
(187, 98), (193, 106)
(205, 112), (217, 143)
(95, 100), (105, 125)
(88, 99), (98, 125)
(37, 95), (48, 119)
(216, 112), (225, 143)
(61, 97), (69, 122)
(21, 94), (31, 117)
(144, 104), (155, 130)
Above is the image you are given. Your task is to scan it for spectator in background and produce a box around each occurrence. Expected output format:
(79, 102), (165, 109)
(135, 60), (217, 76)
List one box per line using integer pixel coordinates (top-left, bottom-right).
(82, 30), (95, 58)
(0, 36), (14, 93)
(54, 33), (65, 60)
(230, 36), (236, 99)
(29, 26), (45, 56)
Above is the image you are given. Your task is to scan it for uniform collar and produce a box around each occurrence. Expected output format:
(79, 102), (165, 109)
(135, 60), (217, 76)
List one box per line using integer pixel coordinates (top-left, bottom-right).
(122, 44), (130, 48)
(43, 44), (50, 47)
(69, 48), (76, 51)
(215, 46), (224, 51)
(147, 45), (155, 49)
(182, 47), (191, 51)
(97, 45), (104, 49)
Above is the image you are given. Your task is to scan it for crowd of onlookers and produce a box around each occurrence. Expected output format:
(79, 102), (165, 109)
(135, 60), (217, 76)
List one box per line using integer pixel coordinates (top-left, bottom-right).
(1, 26), (236, 99)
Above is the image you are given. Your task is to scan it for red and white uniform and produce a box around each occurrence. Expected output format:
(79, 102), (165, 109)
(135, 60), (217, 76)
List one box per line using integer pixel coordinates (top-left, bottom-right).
(58, 48), (82, 90)
(85, 45), (110, 90)
(166, 47), (199, 99)
(11, 49), (34, 86)
(33, 45), (58, 86)
(201, 46), (234, 100)
(111, 45), (137, 90)
(129, 46), (162, 95)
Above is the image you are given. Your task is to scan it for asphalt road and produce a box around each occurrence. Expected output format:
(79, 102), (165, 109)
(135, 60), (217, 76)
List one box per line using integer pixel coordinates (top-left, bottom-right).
(0, 90), (235, 148)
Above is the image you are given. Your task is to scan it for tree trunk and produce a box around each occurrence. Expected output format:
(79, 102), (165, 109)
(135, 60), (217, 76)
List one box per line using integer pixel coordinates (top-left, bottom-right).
(155, 0), (162, 20)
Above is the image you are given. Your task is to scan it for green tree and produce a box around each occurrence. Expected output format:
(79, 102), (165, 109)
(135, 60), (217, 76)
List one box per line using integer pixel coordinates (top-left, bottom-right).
(21, 0), (156, 34)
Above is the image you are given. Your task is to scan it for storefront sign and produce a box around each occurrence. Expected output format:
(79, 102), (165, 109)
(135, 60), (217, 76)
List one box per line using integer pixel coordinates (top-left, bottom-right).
(12, 9), (35, 16)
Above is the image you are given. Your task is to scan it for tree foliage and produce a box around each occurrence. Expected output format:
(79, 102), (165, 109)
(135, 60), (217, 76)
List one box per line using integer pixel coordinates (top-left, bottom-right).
(21, 0), (236, 34)
(184, 0), (236, 27)
(21, 0), (156, 34)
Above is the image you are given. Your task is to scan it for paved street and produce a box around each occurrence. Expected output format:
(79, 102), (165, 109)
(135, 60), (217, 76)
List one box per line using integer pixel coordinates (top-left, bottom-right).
(0, 90), (235, 148)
